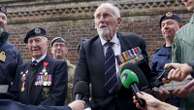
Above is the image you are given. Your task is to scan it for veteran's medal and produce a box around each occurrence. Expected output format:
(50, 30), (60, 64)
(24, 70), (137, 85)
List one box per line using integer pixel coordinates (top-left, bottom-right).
(47, 74), (52, 86)
(43, 75), (48, 86)
(42, 61), (52, 86)
(0, 51), (6, 62)
(123, 51), (129, 62)
(21, 72), (26, 92)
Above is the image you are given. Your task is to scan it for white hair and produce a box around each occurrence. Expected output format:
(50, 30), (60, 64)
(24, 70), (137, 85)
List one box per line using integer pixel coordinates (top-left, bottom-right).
(94, 3), (121, 18)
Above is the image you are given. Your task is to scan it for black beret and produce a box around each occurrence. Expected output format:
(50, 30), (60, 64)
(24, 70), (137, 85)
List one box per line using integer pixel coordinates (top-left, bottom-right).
(160, 12), (181, 27)
(24, 27), (47, 43)
(0, 6), (7, 15)
(50, 37), (66, 47)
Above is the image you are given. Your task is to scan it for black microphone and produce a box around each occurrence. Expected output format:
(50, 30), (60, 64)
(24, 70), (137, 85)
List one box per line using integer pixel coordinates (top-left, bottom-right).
(151, 66), (175, 87)
(156, 66), (174, 81)
(74, 81), (91, 110)
(74, 81), (89, 101)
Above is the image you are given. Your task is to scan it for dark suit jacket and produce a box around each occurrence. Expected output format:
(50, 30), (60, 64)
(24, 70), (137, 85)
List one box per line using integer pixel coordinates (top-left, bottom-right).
(10, 55), (67, 106)
(74, 33), (154, 110)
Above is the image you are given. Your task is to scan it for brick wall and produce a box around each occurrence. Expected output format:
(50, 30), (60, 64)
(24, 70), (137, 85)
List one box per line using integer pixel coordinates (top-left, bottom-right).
(1, 0), (193, 64)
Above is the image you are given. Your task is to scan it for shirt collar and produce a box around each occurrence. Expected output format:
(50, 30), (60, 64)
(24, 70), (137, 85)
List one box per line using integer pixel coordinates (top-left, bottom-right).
(99, 33), (119, 46)
(32, 53), (47, 63)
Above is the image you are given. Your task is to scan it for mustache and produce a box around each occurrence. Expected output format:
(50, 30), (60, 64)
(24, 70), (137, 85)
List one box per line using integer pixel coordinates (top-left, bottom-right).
(31, 46), (41, 51)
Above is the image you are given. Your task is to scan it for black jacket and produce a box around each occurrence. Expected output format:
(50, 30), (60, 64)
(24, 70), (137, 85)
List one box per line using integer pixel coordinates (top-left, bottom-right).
(10, 55), (67, 106)
(74, 32), (154, 110)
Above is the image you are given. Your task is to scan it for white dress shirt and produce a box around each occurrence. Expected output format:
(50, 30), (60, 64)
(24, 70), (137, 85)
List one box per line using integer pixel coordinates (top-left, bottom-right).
(99, 34), (121, 74)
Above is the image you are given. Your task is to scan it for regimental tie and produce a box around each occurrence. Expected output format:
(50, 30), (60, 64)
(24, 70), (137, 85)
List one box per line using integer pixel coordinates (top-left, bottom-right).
(104, 42), (118, 94)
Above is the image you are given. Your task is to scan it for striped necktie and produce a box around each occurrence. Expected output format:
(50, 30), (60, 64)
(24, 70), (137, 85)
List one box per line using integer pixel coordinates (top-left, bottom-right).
(104, 42), (118, 94)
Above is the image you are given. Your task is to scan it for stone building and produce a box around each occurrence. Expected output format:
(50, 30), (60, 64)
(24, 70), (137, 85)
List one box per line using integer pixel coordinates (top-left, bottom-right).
(0, 0), (192, 63)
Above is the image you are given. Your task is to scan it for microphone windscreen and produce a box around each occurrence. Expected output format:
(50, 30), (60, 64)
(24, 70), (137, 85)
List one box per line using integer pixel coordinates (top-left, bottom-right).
(120, 69), (139, 89)
(120, 63), (149, 90)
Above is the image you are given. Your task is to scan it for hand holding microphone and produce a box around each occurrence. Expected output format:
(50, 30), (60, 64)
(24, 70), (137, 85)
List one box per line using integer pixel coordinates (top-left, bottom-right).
(164, 63), (193, 81)
(68, 100), (86, 110)
(156, 66), (174, 85)
(74, 81), (89, 101)
(74, 81), (91, 110)
(133, 92), (179, 110)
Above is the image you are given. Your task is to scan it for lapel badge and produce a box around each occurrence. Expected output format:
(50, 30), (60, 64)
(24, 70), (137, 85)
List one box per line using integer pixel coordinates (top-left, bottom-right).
(0, 51), (6, 62)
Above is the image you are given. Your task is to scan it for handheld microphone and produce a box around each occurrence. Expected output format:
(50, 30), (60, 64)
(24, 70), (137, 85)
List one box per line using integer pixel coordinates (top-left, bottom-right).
(74, 81), (89, 100)
(74, 81), (91, 110)
(151, 66), (175, 87)
(120, 69), (146, 107)
(156, 66), (174, 80)
(120, 63), (149, 90)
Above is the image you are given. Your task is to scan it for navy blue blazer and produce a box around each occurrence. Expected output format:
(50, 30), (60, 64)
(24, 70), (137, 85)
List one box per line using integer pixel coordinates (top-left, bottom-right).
(74, 32), (154, 110)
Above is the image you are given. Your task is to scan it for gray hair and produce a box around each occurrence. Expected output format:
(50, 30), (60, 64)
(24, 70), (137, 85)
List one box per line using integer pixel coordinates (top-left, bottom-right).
(94, 3), (121, 18)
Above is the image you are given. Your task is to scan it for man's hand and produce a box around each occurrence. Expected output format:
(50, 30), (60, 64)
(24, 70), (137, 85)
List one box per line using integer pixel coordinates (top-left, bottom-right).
(164, 63), (192, 81)
(133, 92), (178, 110)
(171, 79), (194, 98)
(133, 92), (161, 110)
(68, 100), (85, 110)
(158, 87), (171, 101)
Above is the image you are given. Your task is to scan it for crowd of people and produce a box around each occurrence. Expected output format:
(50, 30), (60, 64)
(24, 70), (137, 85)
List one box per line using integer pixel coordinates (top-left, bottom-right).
(0, 0), (193, 110)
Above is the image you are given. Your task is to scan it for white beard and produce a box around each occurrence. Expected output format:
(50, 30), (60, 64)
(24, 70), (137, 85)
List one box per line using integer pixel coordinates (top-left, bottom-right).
(97, 27), (110, 41)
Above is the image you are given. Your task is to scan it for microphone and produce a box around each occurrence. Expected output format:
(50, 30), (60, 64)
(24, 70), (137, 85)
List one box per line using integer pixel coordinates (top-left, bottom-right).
(120, 68), (146, 107)
(151, 66), (175, 87)
(74, 81), (91, 110)
(156, 66), (174, 81)
(120, 63), (149, 90)
(74, 81), (89, 101)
